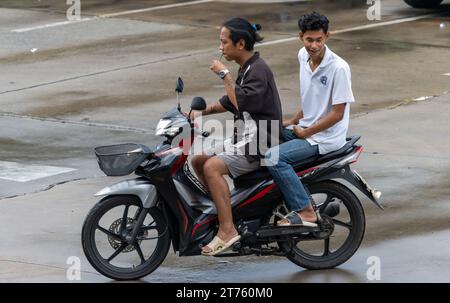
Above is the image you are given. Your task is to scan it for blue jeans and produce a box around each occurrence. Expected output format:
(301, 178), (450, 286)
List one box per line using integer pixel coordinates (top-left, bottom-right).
(265, 129), (319, 212)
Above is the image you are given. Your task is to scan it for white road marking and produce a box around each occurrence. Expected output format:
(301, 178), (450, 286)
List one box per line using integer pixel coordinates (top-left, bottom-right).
(413, 96), (434, 101)
(0, 161), (76, 182)
(259, 14), (437, 47)
(443, 73), (450, 76)
(11, 18), (92, 33)
(98, 0), (214, 18)
(11, 0), (213, 33)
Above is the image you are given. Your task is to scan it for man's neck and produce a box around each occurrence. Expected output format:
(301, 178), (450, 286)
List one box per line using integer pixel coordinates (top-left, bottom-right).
(236, 52), (254, 67)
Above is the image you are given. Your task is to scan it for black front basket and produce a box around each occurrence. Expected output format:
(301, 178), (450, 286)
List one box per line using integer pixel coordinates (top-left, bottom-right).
(94, 143), (152, 176)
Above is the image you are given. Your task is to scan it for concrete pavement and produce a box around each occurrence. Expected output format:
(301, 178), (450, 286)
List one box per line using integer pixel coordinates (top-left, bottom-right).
(1, 0), (449, 282)
(1, 93), (449, 282)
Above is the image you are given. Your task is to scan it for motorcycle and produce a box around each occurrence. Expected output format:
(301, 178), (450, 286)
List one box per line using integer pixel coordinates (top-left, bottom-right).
(82, 77), (382, 280)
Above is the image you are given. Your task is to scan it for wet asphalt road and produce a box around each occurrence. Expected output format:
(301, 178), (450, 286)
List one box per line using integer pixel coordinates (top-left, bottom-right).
(0, 0), (450, 282)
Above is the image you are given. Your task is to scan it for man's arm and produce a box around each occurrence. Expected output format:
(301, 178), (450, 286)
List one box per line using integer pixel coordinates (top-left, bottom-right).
(283, 110), (303, 127)
(190, 100), (227, 120)
(210, 59), (239, 110)
(293, 104), (346, 139)
(222, 73), (238, 110)
(201, 101), (227, 116)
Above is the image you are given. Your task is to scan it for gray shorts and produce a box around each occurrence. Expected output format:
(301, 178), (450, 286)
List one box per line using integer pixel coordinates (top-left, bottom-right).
(216, 152), (260, 178)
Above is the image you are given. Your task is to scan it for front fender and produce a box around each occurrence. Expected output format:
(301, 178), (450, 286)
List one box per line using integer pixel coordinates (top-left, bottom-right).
(95, 178), (157, 209)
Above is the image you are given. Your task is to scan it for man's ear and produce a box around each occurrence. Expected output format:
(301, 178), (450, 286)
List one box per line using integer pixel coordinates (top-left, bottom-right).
(238, 38), (246, 50)
(325, 31), (330, 40)
(298, 32), (304, 42)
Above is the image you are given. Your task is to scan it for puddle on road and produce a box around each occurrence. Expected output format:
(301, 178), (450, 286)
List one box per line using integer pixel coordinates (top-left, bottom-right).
(143, 255), (365, 283)
(0, 0), (185, 14)
(25, 94), (159, 118)
(0, 137), (87, 162)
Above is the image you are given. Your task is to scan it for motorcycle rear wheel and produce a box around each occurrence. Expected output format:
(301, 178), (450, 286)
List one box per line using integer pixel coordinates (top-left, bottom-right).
(82, 195), (171, 280)
(279, 181), (365, 270)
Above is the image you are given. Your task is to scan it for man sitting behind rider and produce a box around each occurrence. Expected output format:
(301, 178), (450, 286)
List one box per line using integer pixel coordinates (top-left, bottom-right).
(265, 12), (355, 227)
(190, 17), (283, 255)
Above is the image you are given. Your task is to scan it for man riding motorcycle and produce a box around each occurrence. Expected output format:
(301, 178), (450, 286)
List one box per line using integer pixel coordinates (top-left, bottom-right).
(190, 17), (284, 256)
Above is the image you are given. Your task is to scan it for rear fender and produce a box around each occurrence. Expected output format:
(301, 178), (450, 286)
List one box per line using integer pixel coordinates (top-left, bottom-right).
(314, 165), (383, 210)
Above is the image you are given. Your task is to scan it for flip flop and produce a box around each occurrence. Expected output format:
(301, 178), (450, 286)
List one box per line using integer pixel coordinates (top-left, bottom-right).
(277, 211), (317, 227)
(201, 234), (241, 256)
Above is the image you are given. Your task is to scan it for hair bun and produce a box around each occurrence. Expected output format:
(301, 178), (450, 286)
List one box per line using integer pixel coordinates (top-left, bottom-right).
(252, 23), (262, 31)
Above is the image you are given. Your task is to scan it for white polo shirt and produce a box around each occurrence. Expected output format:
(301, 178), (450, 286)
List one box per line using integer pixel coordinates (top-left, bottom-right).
(298, 45), (355, 154)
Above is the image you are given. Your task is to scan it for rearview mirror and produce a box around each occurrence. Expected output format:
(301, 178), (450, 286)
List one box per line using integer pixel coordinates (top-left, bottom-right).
(175, 77), (184, 93)
(190, 97), (207, 111)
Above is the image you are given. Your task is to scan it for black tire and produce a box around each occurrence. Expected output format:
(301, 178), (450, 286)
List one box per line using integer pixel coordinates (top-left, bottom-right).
(279, 181), (365, 270)
(82, 195), (171, 280)
(404, 0), (443, 8)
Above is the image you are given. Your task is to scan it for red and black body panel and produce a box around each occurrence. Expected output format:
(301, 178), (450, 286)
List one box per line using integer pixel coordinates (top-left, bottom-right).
(135, 115), (379, 256)
(234, 182), (282, 222)
(135, 143), (216, 255)
(136, 142), (288, 255)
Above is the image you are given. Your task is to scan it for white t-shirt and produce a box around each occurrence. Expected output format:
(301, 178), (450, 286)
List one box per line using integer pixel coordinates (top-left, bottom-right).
(298, 45), (355, 154)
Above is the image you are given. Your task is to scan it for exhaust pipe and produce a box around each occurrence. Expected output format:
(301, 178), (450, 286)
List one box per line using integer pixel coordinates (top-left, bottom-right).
(322, 201), (340, 217)
(255, 225), (319, 239)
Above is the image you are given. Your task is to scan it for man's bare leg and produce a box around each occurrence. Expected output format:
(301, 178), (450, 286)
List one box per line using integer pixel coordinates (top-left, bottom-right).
(201, 157), (238, 253)
(191, 153), (210, 187)
(299, 205), (317, 222)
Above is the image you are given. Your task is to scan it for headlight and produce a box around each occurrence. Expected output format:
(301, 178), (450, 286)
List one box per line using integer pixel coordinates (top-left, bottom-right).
(165, 126), (182, 137)
(155, 119), (171, 135)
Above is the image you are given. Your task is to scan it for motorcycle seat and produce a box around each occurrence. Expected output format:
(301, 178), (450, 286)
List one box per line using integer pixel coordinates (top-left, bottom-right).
(233, 135), (361, 189)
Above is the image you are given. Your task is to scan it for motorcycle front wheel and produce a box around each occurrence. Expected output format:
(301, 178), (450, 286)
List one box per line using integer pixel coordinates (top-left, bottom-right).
(279, 180), (365, 270)
(82, 195), (171, 280)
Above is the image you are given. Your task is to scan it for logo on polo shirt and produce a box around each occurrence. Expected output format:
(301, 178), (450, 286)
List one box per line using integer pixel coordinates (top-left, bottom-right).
(320, 75), (328, 86)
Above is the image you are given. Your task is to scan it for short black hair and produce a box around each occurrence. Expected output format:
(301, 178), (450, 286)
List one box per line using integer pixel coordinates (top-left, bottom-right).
(298, 12), (329, 33)
(222, 17), (263, 51)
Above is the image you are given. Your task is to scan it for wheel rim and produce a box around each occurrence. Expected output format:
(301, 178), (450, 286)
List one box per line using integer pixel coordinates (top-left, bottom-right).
(285, 190), (361, 261)
(90, 201), (162, 272)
